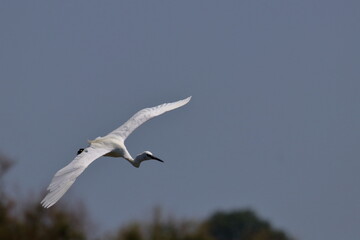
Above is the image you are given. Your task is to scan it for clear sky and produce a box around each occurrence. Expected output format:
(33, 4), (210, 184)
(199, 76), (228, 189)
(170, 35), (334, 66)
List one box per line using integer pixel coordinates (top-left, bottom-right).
(1, 1), (359, 239)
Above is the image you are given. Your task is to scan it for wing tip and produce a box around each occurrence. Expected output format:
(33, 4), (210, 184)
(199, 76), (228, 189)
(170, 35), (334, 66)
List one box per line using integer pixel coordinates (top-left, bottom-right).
(41, 197), (53, 208)
(182, 96), (192, 105)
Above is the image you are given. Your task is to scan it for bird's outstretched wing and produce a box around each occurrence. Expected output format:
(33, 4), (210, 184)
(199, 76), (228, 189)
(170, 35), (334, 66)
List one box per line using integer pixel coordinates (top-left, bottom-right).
(107, 96), (191, 140)
(41, 145), (111, 208)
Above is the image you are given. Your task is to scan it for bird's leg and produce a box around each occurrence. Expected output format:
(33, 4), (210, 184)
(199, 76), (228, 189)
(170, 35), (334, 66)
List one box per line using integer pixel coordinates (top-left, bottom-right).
(77, 148), (85, 155)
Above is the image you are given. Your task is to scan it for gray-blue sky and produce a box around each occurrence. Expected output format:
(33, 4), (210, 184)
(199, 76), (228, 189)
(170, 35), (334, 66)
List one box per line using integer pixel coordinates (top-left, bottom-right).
(1, 1), (359, 239)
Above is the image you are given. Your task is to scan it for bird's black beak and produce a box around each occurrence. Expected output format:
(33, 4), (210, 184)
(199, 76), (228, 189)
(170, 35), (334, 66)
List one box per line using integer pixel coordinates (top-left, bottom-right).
(151, 156), (164, 162)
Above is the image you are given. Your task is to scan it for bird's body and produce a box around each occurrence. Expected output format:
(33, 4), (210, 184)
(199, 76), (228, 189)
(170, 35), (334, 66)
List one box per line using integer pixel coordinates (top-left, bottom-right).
(90, 137), (129, 159)
(41, 96), (191, 208)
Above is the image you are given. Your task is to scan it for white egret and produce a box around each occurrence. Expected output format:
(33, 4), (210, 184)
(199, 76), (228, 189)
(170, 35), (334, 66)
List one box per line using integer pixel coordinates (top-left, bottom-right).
(41, 96), (191, 208)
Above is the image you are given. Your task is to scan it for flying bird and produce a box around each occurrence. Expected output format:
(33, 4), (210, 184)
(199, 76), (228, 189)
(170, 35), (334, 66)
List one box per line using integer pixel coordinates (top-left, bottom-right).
(41, 96), (191, 208)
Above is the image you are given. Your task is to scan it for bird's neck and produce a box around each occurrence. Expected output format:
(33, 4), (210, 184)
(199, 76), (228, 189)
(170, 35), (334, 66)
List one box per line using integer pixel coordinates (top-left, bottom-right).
(131, 153), (147, 168)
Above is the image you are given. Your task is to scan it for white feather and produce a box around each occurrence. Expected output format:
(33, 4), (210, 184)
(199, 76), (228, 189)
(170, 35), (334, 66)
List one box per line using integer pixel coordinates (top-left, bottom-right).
(41, 97), (191, 208)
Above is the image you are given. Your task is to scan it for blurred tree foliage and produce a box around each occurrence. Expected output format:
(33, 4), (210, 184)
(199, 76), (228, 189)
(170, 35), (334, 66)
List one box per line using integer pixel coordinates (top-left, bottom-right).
(206, 210), (290, 240)
(109, 207), (292, 240)
(0, 154), (87, 240)
(0, 154), (293, 240)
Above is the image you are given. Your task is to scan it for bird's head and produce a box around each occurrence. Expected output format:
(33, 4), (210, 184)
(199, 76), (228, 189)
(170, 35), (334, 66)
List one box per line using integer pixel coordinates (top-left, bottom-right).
(143, 151), (164, 162)
(134, 151), (163, 167)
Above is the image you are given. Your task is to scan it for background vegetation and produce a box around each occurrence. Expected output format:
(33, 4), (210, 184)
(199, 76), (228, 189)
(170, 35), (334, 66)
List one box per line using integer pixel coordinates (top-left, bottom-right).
(0, 154), (293, 240)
